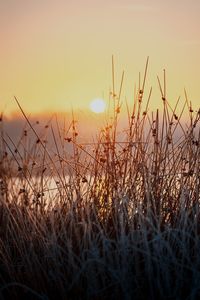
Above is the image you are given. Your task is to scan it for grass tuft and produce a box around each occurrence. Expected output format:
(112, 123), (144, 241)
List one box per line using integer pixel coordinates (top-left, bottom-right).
(0, 60), (200, 299)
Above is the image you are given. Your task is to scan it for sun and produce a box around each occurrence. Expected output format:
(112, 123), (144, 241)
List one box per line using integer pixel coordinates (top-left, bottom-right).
(89, 98), (106, 114)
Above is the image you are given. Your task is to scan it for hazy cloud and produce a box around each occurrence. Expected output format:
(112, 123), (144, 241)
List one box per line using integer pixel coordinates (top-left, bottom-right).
(116, 1), (158, 13)
(182, 40), (200, 46)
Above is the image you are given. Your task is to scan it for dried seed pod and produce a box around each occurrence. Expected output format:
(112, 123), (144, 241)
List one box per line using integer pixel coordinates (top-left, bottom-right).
(82, 177), (88, 183)
(100, 157), (106, 163)
(65, 137), (72, 142)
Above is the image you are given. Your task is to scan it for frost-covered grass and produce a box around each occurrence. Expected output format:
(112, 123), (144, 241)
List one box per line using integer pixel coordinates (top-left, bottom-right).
(0, 60), (200, 299)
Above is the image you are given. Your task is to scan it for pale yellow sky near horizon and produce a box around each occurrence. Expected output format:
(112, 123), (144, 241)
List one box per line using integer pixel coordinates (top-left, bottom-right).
(0, 0), (200, 117)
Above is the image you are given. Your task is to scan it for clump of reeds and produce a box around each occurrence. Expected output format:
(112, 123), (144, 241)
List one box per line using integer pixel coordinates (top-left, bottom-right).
(0, 59), (200, 300)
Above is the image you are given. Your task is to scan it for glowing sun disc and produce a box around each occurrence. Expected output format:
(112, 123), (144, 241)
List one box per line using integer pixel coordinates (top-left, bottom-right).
(89, 99), (106, 113)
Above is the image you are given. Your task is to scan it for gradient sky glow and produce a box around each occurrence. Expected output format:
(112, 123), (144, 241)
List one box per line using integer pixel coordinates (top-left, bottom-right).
(1, 0), (200, 116)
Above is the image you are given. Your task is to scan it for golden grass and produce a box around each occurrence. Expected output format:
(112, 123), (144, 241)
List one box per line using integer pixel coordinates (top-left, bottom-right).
(0, 60), (200, 299)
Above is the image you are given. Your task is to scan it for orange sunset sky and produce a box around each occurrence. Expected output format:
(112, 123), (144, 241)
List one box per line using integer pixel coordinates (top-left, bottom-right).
(0, 0), (200, 117)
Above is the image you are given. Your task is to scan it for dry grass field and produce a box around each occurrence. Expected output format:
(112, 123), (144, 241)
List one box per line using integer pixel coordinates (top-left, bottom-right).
(0, 63), (200, 299)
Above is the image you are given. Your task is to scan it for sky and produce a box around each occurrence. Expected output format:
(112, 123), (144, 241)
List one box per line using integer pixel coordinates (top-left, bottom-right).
(0, 0), (200, 117)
